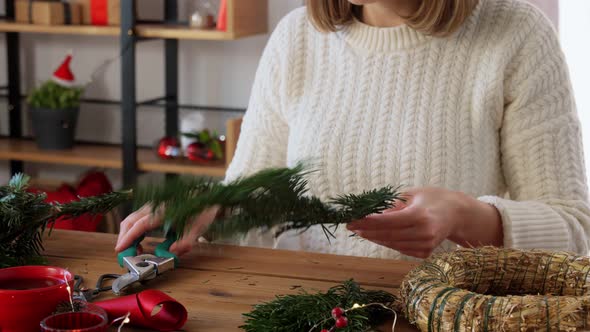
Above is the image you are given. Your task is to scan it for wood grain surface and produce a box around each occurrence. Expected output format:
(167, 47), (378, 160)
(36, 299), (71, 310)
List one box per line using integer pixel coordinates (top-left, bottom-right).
(43, 230), (419, 331)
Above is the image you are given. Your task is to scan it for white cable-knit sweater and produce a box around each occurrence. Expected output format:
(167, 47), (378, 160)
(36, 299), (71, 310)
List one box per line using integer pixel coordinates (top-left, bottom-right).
(224, 0), (590, 259)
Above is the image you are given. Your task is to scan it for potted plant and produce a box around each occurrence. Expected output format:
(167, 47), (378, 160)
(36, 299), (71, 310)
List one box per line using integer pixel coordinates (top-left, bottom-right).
(27, 54), (83, 150)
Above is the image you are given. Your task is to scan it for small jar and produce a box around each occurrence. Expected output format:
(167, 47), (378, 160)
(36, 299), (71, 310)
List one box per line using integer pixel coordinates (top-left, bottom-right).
(189, 0), (217, 29)
(40, 302), (108, 332)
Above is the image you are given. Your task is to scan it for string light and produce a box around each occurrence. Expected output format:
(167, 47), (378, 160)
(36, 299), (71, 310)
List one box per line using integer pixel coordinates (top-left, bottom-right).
(308, 303), (398, 332)
(63, 271), (74, 312)
(111, 312), (131, 332)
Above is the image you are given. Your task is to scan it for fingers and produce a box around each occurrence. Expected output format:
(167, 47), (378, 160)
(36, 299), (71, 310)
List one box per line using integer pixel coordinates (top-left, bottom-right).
(115, 205), (163, 252)
(347, 205), (420, 231)
(116, 205), (150, 246)
(169, 206), (220, 256)
(367, 239), (432, 259)
(387, 199), (408, 212)
(352, 227), (431, 242)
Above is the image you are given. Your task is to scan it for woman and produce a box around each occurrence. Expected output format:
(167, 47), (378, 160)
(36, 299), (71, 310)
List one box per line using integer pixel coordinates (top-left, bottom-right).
(116, 0), (590, 260)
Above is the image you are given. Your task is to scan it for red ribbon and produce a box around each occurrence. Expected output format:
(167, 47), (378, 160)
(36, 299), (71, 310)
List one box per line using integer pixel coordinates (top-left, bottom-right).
(94, 290), (187, 331)
(90, 0), (108, 26)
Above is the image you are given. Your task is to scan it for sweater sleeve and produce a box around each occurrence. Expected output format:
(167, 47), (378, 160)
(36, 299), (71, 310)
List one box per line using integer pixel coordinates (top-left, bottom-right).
(218, 11), (297, 248)
(478, 13), (590, 254)
(223, 15), (293, 184)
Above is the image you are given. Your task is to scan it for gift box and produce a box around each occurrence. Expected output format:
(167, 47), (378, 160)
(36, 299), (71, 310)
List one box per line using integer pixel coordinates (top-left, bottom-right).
(15, 0), (82, 25)
(70, 0), (120, 25)
(69, 0), (91, 24)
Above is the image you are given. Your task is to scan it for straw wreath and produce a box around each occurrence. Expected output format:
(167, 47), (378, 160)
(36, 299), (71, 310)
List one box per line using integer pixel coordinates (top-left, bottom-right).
(400, 247), (590, 332)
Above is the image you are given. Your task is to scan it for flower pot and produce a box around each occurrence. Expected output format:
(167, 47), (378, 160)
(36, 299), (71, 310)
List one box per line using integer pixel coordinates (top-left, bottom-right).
(30, 107), (79, 150)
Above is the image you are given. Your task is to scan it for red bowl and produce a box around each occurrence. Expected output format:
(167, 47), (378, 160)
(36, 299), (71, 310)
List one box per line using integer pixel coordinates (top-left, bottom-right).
(0, 266), (74, 332)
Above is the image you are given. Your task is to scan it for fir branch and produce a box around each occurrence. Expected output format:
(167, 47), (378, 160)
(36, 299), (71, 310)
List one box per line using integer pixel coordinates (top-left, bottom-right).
(53, 190), (132, 219)
(0, 174), (129, 268)
(134, 164), (403, 241)
(240, 280), (398, 332)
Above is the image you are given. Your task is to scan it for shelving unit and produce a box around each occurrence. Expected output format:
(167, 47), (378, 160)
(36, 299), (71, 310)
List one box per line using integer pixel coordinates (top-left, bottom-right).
(1, 0), (268, 187)
(0, 138), (227, 177)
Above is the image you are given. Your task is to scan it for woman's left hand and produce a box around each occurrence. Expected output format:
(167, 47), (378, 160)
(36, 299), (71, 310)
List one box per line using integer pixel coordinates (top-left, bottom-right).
(346, 187), (503, 258)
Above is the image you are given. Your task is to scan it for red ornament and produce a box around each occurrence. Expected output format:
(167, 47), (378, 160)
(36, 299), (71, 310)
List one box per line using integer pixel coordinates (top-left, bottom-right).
(335, 316), (348, 328)
(331, 307), (344, 319)
(186, 142), (216, 163)
(320, 330), (330, 332)
(157, 137), (181, 159)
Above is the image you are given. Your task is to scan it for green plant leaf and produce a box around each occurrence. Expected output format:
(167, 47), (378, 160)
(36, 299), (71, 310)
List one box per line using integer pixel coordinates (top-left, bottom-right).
(27, 81), (84, 110)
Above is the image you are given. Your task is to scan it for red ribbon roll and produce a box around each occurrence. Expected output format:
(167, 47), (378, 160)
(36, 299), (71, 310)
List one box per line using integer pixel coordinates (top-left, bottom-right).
(90, 0), (108, 26)
(94, 290), (187, 331)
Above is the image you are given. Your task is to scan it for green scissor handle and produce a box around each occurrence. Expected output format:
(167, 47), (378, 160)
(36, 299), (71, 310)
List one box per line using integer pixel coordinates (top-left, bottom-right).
(117, 233), (178, 268)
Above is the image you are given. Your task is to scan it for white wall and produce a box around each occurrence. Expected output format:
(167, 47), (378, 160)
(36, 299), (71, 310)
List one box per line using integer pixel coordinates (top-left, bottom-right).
(559, 0), (590, 178)
(0, 1), (302, 185)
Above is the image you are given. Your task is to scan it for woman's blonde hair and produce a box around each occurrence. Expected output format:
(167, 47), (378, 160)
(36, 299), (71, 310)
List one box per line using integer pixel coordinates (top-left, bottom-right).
(306, 0), (479, 37)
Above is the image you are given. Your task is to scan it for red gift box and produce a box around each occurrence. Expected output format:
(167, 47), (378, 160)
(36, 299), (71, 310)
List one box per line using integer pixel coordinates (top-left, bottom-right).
(70, 0), (120, 25)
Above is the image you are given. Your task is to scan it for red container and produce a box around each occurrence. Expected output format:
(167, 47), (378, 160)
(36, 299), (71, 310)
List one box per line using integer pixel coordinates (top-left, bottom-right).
(0, 266), (74, 332)
(40, 302), (108, 332)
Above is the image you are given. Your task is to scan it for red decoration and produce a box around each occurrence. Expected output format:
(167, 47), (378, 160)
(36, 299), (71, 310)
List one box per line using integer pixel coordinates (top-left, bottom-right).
(331, 307), (344, 319)
(94, 290), (187, 331)
(216, 0), (227, 31)
(335, 316), (348, 328)
(0, 266), (74, 332)
(182, 130), (224, 163)
(40, 303), (108, 332)
(52, 54), (76, 87)
(28, 171), (113, 232)
(186, 142), (216, 162)
(157, 137), (181, 159)
(90, 0), (108, 25)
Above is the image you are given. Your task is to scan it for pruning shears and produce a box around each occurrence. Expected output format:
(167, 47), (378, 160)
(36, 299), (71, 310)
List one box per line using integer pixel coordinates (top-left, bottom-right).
(112, 232), (178, 295)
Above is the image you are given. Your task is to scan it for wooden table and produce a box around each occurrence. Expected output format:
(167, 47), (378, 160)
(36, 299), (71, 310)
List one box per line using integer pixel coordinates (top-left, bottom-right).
(44, 230), (419, 331)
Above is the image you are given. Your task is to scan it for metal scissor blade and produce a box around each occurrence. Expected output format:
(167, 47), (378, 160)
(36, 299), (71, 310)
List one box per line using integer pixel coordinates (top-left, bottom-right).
(111, 273), (140, 295)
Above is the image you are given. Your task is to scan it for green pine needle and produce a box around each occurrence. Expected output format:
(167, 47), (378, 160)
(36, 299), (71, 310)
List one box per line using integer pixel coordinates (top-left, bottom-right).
(0, 174), (129, 268)
(134, 163), (403, 242)
(53, 190), (132, 219)
(240, 280), (398, 332)
(1, 164), (402, 268)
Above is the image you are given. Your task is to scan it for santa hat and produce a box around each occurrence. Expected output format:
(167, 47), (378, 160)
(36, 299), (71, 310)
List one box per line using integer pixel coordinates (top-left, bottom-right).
(52, 54), (76, 87)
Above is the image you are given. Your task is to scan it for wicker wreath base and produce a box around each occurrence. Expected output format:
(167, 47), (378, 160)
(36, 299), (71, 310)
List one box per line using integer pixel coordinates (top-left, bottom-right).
(400, 247), (590, 332)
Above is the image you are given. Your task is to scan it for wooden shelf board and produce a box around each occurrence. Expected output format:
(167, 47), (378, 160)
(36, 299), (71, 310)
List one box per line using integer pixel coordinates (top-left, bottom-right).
(137, 149), (226, 177)
(0, 21), (119, 36)
(0, 139), (226, 177)
(135, 24), (235, 40)
(0, 21), (265, 40)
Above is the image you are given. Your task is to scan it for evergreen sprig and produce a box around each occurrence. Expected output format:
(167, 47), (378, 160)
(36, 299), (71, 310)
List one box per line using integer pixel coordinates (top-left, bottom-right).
(0, 174), (130, 268)
(1, 164), (401, 267)
(241, 280), (398, 332)
(134, 164), (403, 241)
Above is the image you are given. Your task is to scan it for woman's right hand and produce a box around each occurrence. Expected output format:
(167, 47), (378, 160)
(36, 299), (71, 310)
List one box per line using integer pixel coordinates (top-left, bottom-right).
(115, 205), (219, 256)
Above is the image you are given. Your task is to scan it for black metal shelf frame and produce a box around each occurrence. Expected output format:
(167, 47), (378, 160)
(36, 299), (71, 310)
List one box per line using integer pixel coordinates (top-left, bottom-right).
(5, 0), (23, 175)
(0, 93), (246, 112)
(2, 0), (245, 189)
